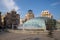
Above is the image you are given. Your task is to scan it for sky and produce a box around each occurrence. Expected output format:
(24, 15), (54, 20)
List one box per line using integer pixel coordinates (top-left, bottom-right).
(0, 0), (60, 20)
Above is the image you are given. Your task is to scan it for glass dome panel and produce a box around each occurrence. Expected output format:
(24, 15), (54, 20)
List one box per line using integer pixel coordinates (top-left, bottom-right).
(23, 17), (47, 29)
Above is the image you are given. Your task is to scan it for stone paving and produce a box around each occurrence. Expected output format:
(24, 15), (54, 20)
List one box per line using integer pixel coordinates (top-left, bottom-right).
(0, 30), (60, 40)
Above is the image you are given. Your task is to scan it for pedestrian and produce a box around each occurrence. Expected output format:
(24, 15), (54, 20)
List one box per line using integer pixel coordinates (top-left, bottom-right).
(48, 24), (54, 38)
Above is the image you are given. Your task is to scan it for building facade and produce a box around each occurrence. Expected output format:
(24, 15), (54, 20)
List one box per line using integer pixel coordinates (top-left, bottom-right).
(41, 10), (53, 19)
(0, 12), (2, 28)
(20, 18), (25, 25)
(4, 10), (20, 29)
(25, 10), (34, 21)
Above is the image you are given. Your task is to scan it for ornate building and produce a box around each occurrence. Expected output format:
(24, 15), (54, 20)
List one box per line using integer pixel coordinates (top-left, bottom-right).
(41, 10), (53, 19)
(4, 12), (11, 28)
(25, 10), (34, 21)
(4, 10), (20, 29)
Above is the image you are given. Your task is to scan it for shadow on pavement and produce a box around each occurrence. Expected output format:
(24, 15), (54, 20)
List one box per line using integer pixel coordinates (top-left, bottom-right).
(0, 31), (10, 35)
(22, 37), (40, 40)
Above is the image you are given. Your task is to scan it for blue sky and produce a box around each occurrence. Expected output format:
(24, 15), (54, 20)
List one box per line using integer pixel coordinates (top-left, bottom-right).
(0, 0), (60, 20)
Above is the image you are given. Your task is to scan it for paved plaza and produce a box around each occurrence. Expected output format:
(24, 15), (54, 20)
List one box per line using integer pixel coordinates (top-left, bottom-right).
(0, 30), (60, 40)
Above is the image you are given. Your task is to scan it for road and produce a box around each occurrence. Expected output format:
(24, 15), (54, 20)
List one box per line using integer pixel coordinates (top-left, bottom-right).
(0, 31), (60, 40)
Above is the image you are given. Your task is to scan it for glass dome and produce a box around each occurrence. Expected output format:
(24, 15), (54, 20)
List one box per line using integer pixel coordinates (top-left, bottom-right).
(23, 17), (51, 30)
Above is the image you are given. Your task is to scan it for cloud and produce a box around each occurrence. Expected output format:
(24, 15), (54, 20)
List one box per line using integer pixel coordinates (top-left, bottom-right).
(51, 2), (60, 6)
(1, 0), (20, 13)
